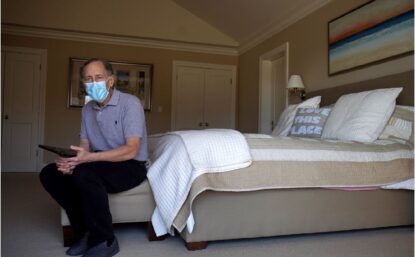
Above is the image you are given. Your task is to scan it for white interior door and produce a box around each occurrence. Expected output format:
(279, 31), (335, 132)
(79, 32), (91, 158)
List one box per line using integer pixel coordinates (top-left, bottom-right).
(173, 66), (204, 130)
(1, 51), (42, 171)
(259, 60), (273, 133)
(258, 43), (289, 134)
(204, 69), (235, 129)
(272, 57), (286, 128)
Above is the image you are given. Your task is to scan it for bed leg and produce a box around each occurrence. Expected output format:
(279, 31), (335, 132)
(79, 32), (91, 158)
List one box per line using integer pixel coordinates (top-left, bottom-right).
(147, 222), (167, 241)
(62, 225), (78, 247)
(185, 241), (208, 251)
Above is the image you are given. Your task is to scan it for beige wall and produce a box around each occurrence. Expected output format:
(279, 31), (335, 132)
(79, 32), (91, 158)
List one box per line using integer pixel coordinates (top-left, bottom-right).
(238, 0), (414, 132)
(2, 34), (237, 162)
(3, 0), (414, 160)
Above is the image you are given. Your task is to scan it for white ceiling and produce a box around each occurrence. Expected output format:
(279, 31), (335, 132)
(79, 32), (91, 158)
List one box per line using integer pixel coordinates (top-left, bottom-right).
(173, 0), (331, 50)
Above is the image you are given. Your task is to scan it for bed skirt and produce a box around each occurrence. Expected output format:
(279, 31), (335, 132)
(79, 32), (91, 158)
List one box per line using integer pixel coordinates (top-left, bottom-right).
(179, 188), (414, 243)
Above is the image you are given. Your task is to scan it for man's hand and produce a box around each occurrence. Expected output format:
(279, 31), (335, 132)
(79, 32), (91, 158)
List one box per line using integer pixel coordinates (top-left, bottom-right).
(56, 157), (75, 175)
(55, 145), (91, 175)
(54, 138), (140, 175)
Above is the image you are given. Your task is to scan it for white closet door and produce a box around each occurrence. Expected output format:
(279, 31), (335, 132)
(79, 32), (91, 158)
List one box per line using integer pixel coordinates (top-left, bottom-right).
(2, 52), (42, 171)
(174, 66), (205, 130)
(204, 69), (235, 129)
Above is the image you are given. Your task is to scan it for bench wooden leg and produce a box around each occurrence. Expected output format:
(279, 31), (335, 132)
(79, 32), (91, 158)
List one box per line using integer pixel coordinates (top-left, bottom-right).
(62, 225), (79, 247)
(185, 241), (208, 251)
(147, 222), (167, 241)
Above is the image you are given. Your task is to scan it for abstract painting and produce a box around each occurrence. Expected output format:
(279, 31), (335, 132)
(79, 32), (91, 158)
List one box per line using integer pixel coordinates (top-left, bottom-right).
(328, 0), (414, 75)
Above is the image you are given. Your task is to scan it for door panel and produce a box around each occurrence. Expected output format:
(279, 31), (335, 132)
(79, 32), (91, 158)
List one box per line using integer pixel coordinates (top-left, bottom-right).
(204, 69), (234, 129)
(272, 57), (286, 128)
(1, 52), (41, 171)
(174, 67), (204, 130)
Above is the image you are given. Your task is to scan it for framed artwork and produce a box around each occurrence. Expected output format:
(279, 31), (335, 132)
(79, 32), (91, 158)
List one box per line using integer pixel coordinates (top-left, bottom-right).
(328, 0), (414, 75)
(68, 58), (153, 111)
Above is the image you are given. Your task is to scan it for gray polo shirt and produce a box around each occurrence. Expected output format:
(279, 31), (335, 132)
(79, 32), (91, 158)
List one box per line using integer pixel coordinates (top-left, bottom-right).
(80, 89), (148, 161)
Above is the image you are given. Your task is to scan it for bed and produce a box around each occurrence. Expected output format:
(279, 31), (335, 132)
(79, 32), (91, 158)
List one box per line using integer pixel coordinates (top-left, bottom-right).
(147, 71), (414, 250)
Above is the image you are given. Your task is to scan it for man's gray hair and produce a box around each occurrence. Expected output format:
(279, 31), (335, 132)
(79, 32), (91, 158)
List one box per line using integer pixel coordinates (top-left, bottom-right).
(81, 58), (114, 78)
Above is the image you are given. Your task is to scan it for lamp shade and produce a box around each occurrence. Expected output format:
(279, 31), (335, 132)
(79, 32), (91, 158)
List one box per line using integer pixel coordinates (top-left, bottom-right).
(287, 75), (305, 90)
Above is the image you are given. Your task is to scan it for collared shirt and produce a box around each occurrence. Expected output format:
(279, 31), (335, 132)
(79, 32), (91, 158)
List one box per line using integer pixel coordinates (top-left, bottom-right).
(80, 89), (148, 161)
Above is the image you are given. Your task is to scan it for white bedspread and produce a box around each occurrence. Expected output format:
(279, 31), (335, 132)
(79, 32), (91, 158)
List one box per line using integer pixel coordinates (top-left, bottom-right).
(147, 129), (252, 236)
(381, 178), (414, 190)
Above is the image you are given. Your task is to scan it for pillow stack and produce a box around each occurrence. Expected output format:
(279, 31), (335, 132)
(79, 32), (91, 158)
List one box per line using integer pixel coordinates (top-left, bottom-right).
(272, 88), (406, 143)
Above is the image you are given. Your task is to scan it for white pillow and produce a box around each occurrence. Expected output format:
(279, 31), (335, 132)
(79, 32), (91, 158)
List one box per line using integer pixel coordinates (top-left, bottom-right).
(322, 88), (403, 142)
(272, 96), (321, 136)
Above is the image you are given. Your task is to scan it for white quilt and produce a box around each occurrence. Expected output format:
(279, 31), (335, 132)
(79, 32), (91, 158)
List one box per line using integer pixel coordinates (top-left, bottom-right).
(147, 129), (252, 236)
(381, 178), (414, 190)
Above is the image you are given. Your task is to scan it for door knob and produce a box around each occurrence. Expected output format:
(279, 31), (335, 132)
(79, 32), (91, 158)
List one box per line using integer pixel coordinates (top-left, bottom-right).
(205, 122), (209, 127)
(199, 122), (203, 127)
(4, 115), (8, 120)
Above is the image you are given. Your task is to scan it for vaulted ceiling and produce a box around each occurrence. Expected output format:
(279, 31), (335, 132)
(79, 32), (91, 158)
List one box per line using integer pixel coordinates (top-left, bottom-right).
(173, 0), (331, 50)
(2, 0), (332, 54)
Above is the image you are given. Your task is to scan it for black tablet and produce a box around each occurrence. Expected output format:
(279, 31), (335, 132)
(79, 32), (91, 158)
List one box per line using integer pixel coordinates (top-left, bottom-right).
(38, 144), (77, 157)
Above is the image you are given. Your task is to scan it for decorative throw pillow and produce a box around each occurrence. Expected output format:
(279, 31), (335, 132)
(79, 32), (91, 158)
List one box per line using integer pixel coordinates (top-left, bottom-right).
(322, 88), (403, 143)
(288, 107), (332, 138)
(271, 96), (321, 136)
(379, 105), (414, 145)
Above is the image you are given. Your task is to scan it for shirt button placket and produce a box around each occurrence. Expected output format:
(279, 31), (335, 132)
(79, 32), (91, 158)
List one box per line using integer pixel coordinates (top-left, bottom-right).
(97, 111), (103, 127)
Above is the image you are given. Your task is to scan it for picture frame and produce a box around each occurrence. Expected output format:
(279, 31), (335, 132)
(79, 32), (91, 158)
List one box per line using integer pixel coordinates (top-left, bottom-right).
(68, 58), (153, 111)
(328, 0), (414, 75)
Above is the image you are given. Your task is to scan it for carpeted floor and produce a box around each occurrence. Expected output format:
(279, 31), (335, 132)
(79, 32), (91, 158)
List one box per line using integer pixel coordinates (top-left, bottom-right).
(1, 172), (414, 257)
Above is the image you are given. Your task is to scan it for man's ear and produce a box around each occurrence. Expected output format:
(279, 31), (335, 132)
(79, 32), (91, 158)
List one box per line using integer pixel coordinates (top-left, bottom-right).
(108, 75), (115, 88)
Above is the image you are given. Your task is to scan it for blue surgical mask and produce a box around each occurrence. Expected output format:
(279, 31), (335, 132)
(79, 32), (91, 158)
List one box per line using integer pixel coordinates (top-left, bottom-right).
(85, 81), (109, 103)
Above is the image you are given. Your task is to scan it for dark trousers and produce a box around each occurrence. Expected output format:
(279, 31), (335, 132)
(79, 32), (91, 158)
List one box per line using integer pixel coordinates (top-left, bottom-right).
(39, 160), (147, 246)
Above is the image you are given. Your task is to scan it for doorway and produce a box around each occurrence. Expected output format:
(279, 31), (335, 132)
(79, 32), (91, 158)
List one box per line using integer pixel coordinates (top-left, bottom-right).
(1, 46), (47, 172)
(258, 42), (289, 134)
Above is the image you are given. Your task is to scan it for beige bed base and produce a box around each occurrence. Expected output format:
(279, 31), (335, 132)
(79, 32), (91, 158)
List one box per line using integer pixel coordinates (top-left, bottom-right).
(178, 189), (413, 249)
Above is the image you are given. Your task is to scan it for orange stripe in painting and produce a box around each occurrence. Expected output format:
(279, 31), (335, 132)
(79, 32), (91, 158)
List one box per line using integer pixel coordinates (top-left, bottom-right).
(330, 19), (382, 44)
(330, 5), (413, 44)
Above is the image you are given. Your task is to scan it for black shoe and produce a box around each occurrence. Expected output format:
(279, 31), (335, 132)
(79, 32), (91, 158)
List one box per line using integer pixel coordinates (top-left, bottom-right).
(82, 238), (119, 257)
(66, 233), (89, 256)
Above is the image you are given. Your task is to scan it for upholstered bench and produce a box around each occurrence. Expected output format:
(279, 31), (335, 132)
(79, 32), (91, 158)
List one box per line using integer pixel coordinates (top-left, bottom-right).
(61, 179), (157, 246)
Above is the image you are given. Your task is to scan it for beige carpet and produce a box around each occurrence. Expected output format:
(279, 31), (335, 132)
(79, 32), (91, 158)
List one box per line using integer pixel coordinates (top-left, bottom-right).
(2, 172), (414, 257)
